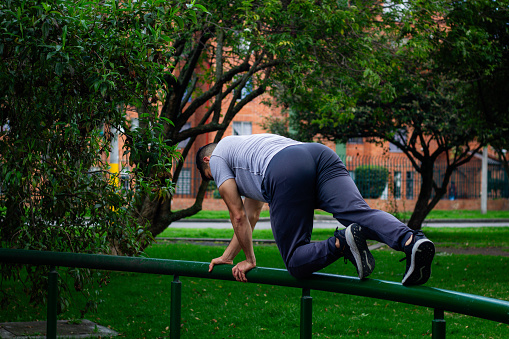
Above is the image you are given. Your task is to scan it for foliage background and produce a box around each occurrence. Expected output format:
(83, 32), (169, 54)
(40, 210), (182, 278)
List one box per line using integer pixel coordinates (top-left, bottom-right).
(0, 0), (201, 313)
(263, 0), (509, 229)
(1, 0), (508, 318)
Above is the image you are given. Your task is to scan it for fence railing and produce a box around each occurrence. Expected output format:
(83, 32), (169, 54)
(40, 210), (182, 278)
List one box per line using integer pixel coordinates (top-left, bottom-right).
(174, 154), (509, 201)
(1, 249), (509, 339)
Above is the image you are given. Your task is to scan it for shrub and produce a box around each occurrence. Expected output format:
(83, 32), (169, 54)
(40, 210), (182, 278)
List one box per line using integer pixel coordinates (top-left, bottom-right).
(0, 0), (190, 317)
(354, 165), (389, 199)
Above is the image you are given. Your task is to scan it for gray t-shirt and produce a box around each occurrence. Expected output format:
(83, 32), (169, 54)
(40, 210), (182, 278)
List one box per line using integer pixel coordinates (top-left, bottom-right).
(210, 134), (301, 202)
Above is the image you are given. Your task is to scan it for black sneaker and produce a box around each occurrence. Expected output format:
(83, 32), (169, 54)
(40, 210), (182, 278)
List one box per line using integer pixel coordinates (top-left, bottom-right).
(401, 230), (435, 286)
(335, 224), (375, 279)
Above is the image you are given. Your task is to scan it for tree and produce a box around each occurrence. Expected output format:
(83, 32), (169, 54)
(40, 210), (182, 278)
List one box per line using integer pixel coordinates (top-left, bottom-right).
(264, 0), (489, 229)
(435, 0), (509, 182)
(0, 0), (375, 311)
(128, 0), (372, 239)
(0, 0), (194, 313)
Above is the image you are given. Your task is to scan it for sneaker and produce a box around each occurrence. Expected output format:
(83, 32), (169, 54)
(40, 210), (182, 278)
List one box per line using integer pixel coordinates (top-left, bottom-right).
(335, 224), (375, 279)
(401, 230), (435, 286)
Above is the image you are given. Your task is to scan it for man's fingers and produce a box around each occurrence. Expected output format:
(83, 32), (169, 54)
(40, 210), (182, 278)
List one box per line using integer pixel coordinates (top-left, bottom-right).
(210, 258), (235, 274)
(232, 266), (241, 282)
(232, 265), (247, 282)
(233, 260), (255, 282)
(209, 258), (221, 272)
(209, 258), (218, 272)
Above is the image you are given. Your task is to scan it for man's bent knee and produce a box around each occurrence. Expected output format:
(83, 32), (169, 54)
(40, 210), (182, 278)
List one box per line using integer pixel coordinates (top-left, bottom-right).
(287, 266), (313, 279)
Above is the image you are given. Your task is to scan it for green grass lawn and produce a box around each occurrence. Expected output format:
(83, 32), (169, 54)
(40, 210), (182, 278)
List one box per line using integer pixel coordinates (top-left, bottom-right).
(159, 226), (509, 250)
(400, 209), (509, 220)
(185, 209), (509, 220)
(1, 228), (509, 338)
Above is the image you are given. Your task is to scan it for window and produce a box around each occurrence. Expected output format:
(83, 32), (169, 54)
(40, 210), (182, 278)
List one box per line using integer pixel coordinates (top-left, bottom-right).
(238, 37), (251, 53)
(240, 78), (253, 99)
(348, 137), (363, 144)
(235, 77), (253, 101)
(389, 143), (401, 152)
(183, 85), (193, 103)
(176, 169), (191, 195)
(383, 0), (410, 22)
(393, 171), (402, 199)
(130, 117), (139, 130)
(120, 172), (131, 191)
(389, 130), (407, 153)
(232, 34), (252, 55)
(381, 183), (389, 200)
(406, 171), (414, 200)
(232, 121), (252, 136)
(178, 123), (191, 149)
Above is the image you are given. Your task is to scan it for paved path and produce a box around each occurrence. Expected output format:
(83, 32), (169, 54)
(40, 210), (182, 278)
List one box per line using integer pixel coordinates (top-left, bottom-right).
(0, 320), (117, 339)
(422, 220), (509, 228)
(171, 218), (509, 230)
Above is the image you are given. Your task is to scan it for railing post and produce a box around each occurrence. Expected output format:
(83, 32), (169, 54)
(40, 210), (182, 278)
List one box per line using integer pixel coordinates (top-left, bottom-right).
(300, 288), (312, 339)
(47, 266), (58, 339)
(432, 308), (446, 339)
(170, 275), (182, 339)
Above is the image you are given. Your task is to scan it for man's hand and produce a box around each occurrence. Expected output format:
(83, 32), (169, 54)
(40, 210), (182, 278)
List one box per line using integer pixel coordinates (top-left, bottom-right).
(208, 256), (233, 272)
(215, 179), (259, 283)
(232, 260), (256, 282)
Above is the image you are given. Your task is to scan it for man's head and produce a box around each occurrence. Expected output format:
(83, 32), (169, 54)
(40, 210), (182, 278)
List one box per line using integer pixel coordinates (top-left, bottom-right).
(196, 143), (218, 180)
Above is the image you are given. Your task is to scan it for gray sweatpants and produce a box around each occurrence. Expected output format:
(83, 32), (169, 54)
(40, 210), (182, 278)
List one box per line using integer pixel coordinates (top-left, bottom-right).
(261, 143), (412, 278)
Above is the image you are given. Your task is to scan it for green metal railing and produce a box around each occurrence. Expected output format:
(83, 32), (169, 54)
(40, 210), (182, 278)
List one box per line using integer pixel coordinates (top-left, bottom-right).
(1, 248), (509, 338)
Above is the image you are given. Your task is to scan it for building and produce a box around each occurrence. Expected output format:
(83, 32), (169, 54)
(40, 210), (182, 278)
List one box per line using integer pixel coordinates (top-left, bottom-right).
(166, 95), (509, 214)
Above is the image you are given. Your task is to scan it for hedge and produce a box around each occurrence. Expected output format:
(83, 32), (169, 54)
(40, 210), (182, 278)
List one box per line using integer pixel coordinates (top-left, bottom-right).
(354, 165), (389, 199)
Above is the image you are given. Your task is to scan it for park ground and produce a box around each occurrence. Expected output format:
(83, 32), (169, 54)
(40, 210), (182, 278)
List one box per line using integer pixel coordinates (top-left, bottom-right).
(1, 210), (509, 338)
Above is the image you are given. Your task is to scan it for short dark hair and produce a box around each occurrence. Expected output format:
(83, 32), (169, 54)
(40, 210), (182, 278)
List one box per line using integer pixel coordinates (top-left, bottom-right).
(196, 143), (218, 180)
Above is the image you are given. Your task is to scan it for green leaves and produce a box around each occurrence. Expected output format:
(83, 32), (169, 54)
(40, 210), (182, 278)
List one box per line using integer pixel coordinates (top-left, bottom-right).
(262, 0), (505, 228)
(0, 0), (205, 316)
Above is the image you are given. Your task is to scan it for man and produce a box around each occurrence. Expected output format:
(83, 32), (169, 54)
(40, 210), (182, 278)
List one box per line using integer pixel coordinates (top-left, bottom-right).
(196, 134), (435, 285)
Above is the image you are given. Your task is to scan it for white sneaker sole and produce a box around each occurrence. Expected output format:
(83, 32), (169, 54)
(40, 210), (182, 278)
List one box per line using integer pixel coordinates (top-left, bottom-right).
(345, 224), (375, 279)
(402, 239), (435, 286)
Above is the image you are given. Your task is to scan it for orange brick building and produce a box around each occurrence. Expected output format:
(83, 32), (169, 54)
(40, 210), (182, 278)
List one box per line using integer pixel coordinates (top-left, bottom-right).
(167, 93), (508, 213)
(109, 89), (508, 214)
(170, 92), (281, 212)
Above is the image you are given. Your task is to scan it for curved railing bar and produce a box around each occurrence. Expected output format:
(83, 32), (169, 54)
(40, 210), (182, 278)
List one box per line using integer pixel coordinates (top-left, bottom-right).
(1, 248), (508, 326)
(0, 249), (509, 338)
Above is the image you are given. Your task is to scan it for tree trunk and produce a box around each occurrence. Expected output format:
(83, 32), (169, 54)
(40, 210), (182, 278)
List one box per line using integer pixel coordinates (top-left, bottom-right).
(408, 159), (455, 230)
(407, 161), (435, 230)
(138, 180), (210, 250)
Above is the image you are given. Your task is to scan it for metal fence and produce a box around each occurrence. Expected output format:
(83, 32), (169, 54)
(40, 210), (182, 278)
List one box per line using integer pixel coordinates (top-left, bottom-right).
(174, 154), (509, 200)
(1, 249), (509, 339)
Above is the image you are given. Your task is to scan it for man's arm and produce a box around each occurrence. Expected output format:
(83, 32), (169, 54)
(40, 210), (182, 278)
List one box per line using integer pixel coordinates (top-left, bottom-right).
(212, 179), (258, 282)
(209, 197), (264, 268)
